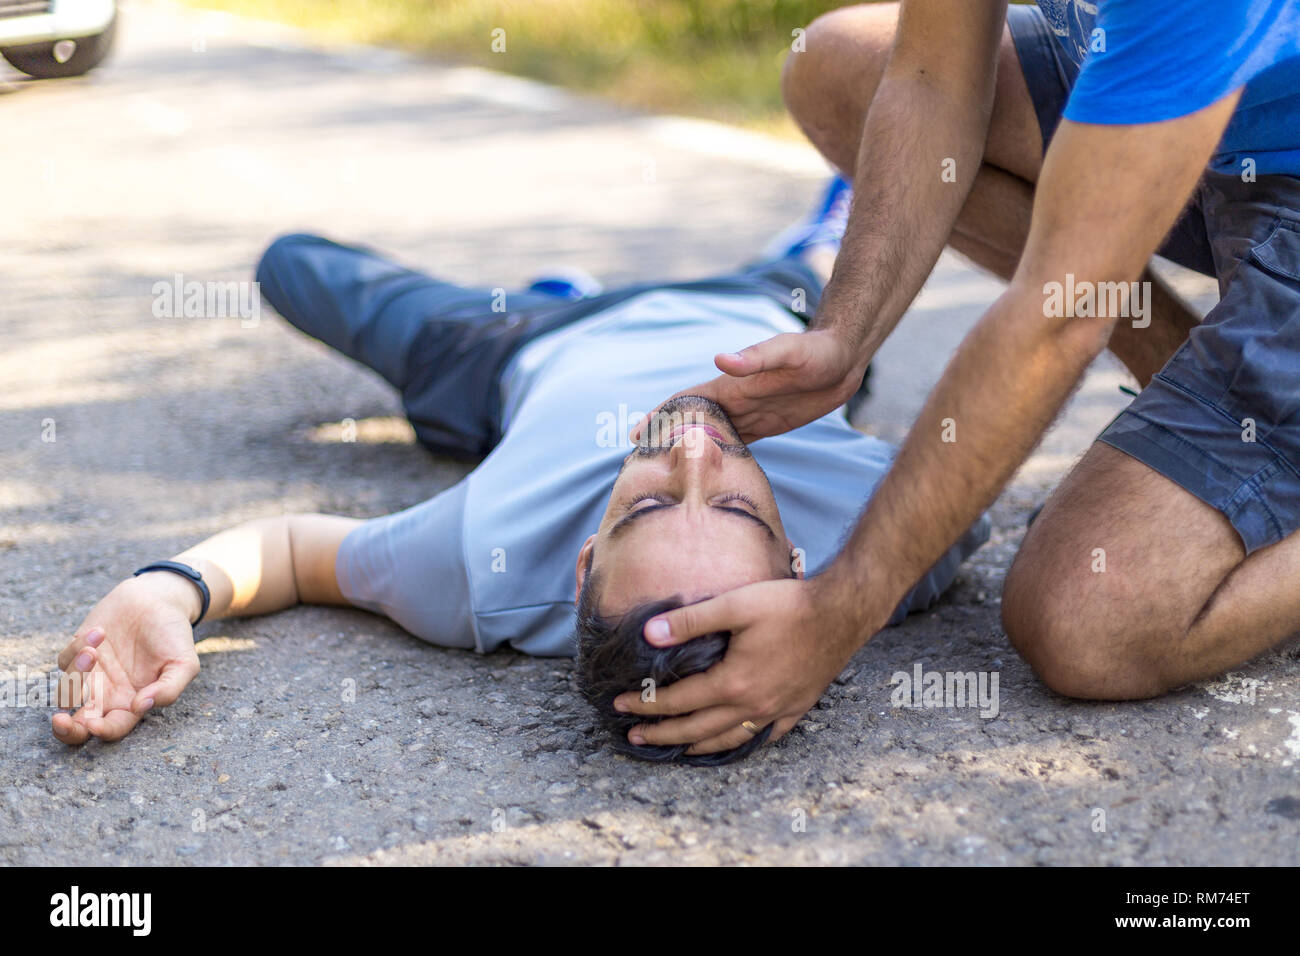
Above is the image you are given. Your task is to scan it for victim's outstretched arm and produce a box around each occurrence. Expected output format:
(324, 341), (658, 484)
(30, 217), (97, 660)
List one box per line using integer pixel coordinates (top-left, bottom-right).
(53, 514), (358, 745)
(171, 513), (358, 618)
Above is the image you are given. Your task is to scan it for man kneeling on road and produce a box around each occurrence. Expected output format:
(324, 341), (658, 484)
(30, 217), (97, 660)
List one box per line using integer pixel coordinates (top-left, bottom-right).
(613, 0), (1300, 752)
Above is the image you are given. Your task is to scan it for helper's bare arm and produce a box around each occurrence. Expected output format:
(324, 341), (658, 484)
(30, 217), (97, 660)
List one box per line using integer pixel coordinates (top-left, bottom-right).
(638, 0), (1009, 443)
(53, 514), (358, 744)
(822, 101), (1241, 634)
(813, 0), (1006, 357)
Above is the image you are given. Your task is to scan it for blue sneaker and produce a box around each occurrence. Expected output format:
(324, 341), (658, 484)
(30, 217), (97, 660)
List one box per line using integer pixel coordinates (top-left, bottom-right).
(527, 267), (603, 301)
(761, 174), (852, 262)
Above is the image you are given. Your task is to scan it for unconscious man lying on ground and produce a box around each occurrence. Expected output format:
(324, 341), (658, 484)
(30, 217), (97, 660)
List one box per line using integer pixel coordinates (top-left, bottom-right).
(51, 180), (988, 764)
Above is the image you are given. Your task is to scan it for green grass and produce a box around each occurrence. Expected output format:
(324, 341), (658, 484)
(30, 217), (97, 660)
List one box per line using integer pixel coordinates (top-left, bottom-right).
(180, 0), (857, 131)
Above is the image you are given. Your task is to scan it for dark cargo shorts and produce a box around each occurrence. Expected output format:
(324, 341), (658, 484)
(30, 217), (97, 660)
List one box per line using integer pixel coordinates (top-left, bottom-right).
(1009, 3), (1300, 554)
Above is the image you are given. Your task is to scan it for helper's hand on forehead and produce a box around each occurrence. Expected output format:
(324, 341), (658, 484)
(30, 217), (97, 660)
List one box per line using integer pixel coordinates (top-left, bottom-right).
(629, 328), (867, 445)
(610, 575), (866, 756)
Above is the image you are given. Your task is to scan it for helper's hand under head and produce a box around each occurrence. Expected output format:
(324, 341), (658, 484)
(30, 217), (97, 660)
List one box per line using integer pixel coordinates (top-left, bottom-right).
(52, 574), (201, 745)
(610, 576), (863, 755)
(630, 328), (867, 445)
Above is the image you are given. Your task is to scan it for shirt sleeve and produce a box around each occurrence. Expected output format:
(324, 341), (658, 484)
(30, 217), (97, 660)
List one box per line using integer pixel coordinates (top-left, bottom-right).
(334, 480), (479, 650)
(1065, 0), (1264, 126)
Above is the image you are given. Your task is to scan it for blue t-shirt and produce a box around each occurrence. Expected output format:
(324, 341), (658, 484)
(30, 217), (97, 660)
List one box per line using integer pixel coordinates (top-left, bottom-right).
(335, 289), (989, 657)
(1039, 0), (1300, 176)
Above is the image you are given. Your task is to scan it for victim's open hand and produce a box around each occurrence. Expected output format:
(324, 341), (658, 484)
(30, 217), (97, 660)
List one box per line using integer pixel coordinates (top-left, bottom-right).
(52, 576), (200, 745)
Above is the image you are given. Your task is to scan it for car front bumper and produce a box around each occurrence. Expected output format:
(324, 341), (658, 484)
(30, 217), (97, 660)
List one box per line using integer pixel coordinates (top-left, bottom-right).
(0, 0), (115, 47)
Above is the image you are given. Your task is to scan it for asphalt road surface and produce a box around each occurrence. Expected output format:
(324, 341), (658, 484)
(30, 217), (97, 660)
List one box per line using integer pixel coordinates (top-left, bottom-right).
(2, 0), (1297, 865)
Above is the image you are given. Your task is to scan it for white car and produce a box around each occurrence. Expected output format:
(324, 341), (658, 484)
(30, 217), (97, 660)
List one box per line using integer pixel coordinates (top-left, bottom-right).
(0, 0), (115, 78)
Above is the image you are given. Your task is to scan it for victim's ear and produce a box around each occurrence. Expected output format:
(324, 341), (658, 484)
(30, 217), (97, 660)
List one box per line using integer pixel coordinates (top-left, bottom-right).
(789, 538), (805, 580)
(574, 534), (597, 603)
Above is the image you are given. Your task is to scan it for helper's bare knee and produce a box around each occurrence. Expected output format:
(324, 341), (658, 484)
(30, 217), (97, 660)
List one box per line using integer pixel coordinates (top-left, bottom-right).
(1002, 511), (1173, 700)
(782, 4), (898, 172)
(1005, 444), (1252, 700)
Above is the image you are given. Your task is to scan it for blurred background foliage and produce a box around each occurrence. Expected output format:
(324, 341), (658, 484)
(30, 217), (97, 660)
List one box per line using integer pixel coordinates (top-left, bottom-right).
(182, 0), (862, 131)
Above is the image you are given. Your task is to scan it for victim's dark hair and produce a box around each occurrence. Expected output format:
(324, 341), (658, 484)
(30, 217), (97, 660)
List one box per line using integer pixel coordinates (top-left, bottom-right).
(573, 568), (772, 767)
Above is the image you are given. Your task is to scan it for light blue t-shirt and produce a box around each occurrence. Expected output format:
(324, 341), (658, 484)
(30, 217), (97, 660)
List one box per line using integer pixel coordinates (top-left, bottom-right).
(1040, 0), (1300, 176)
(336, 289), (989, 657)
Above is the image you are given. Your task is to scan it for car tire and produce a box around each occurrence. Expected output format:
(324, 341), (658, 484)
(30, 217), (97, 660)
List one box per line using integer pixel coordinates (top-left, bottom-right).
(1, 13), (116, 79)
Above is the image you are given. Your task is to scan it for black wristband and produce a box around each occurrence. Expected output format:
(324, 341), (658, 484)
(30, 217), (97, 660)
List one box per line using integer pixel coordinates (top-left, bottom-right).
(133, 561), (211, 627)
